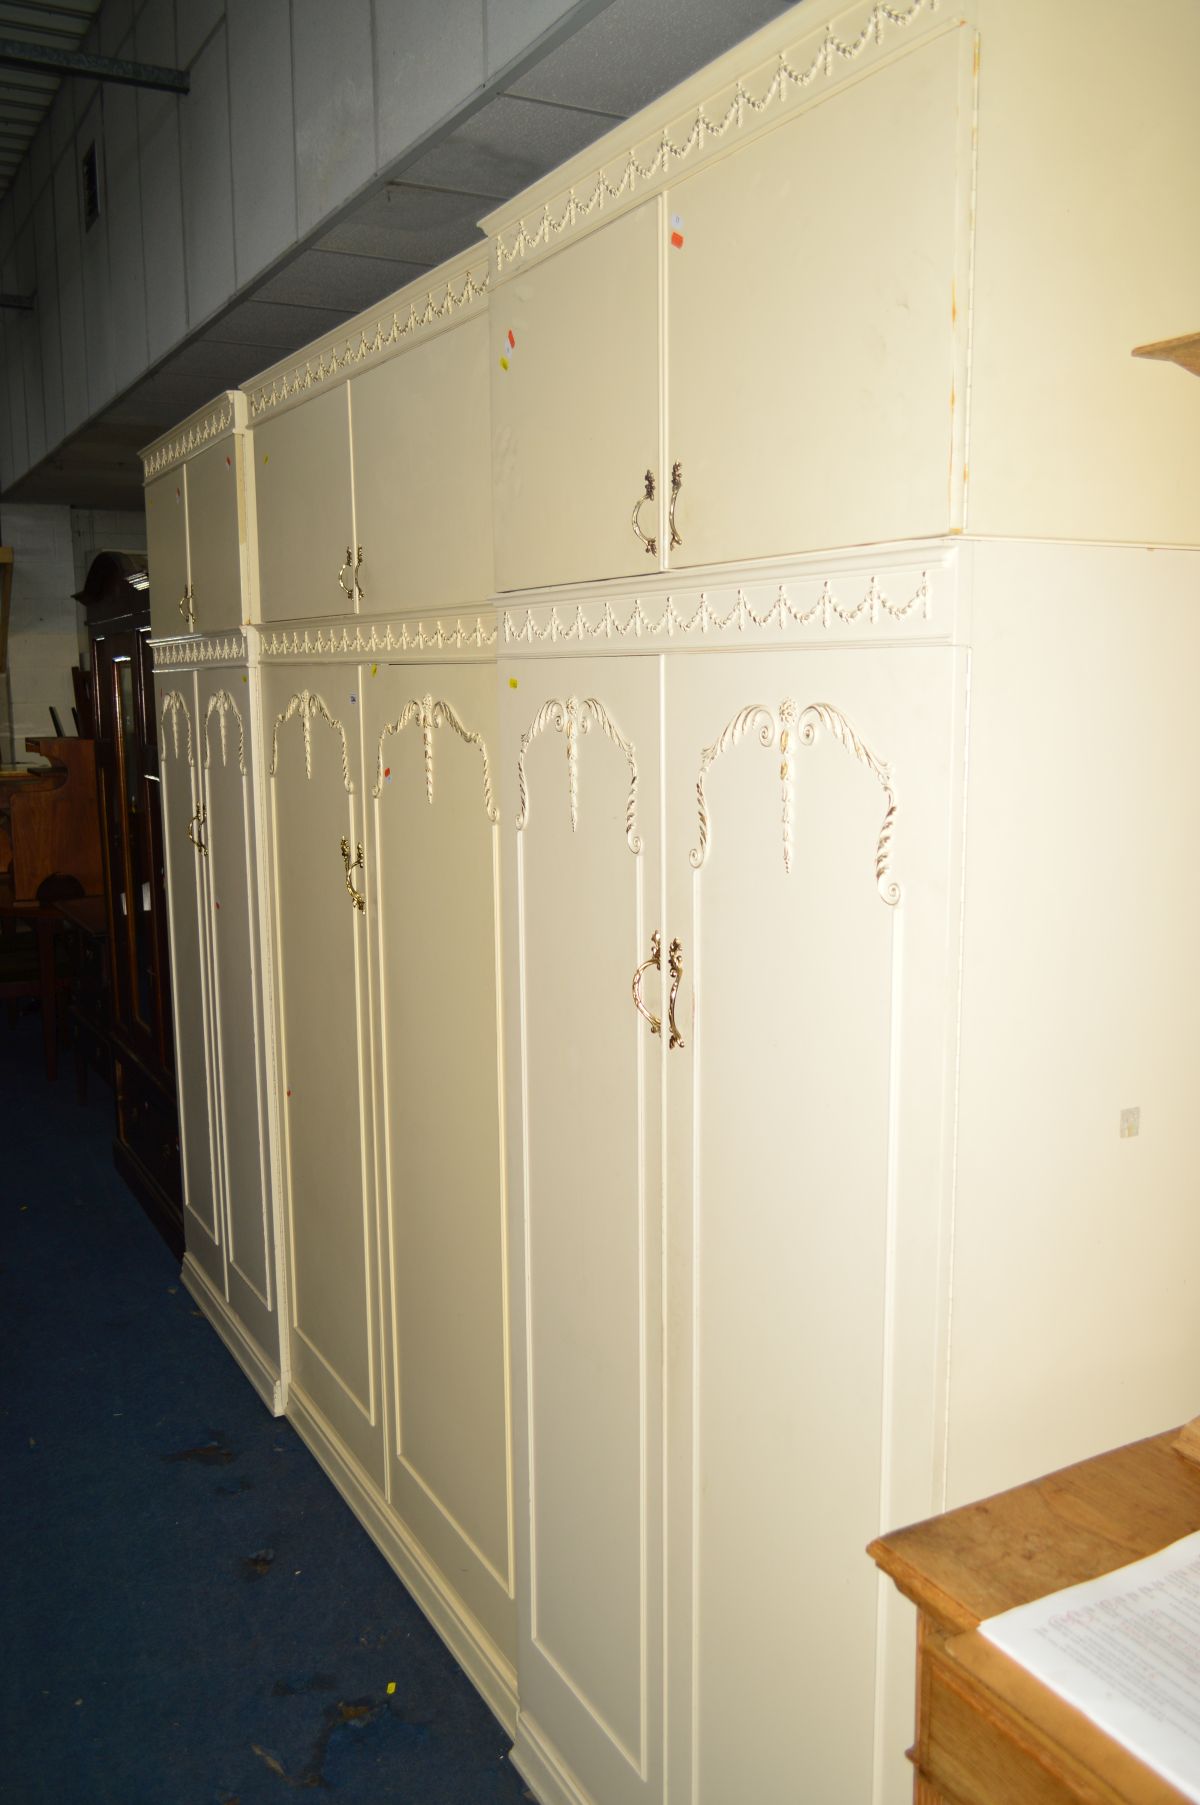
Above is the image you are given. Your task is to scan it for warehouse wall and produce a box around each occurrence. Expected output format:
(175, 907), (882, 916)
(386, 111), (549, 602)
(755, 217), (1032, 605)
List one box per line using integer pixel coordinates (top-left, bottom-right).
(0, 0), (593, 492)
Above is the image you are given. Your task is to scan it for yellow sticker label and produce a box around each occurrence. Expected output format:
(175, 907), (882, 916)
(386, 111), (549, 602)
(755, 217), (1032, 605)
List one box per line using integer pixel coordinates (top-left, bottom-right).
(508, 677), (519, 689)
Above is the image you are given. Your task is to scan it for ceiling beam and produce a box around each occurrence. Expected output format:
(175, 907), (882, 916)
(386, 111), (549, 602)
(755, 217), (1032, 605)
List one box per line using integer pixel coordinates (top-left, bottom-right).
(0, 41), (189, 93)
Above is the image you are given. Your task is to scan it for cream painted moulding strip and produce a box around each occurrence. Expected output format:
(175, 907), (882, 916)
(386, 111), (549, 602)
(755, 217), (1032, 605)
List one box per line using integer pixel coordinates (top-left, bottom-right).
(257, 615), (499, 665)
(152, 631), (249, 669)
(498, 540), (963, 658)
(483, 0), (958, 276)
(241, 249), (490, 425)
(140, 390), (245, 483)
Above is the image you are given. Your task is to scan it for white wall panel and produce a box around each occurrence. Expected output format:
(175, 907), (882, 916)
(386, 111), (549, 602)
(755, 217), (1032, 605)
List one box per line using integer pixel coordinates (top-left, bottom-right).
(486, 0), (584, 75)
(292, 0), (375, 235)
(228, 0), (297, 286)
(29, 121), (51, 207)
(49, 88), (74, 164)
(52, 153), (88, 434)
(100, 0), (134, 57)
(78, 96), (115, 414)
(32, 187), (63, 454)
(137, 0), (188, 360)
(14, 224), (43, 467)
(181, 26), (236, 328)
(374, 0), (485, 162)
(103, 78), (149, 396)
(176, 0), (225, 69)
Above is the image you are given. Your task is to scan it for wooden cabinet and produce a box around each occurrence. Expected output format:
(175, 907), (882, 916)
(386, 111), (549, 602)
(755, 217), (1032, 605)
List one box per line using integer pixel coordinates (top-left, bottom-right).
(145, 394), (251, 638)
(81, 553), (181, 1254)
(487, 10), (970, 591)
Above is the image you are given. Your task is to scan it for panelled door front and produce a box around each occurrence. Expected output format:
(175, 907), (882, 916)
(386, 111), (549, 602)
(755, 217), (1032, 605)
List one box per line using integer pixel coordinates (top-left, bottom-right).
(362, 658), (515, 1663)
(197, 670), (276, 1362)
(665, 24), (967, 568)
(664, 645), (965, 1805)
(254, 387), (355, 622)
(490, 201), (662, 592)
(146, 469), (191, 639)
(264, 662), (383, 1486)
(501, 654), (666, 1805)
(155, 672), (221, 1288)
(187, 440), (247, 634)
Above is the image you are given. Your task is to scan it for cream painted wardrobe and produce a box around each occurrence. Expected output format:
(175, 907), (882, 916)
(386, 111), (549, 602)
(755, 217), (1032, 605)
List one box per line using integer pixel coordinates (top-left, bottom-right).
(145, 395), (283, 1409)
(244, 248), (517, 1717)
(143, 2), (1200, 1803)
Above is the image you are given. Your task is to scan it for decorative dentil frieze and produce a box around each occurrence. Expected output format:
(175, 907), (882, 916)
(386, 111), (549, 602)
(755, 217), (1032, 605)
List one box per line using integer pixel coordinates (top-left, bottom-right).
(370, 696), (499, 823)
(502, 572), (932, 647)
(153, 632), (248, 668)
(142, 400), (235, 482)
(516, 697), (642, 853)
(269, 690), (356, 793)
(244, 264), (490, 420)
(692, 697), (899, 903)
(493, 0), (938, 269)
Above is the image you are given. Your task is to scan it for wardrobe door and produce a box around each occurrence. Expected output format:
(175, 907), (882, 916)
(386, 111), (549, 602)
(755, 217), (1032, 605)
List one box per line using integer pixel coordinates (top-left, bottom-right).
(254, 387), (355, 622)
(351, 314), (494, 615)
(500, 655), (666, 1805)
(663, 646), (965, 1805)
(364, 661), (513, 1660)
(263, 663), (383, 1485)
(491, 200), (662, 592)
(155, 674), (221, 1289)
(665, 24), (967, 568)
(197, 671), (276, 1362)
(187, 439), (248, 633)
(146, 469), (191, 639)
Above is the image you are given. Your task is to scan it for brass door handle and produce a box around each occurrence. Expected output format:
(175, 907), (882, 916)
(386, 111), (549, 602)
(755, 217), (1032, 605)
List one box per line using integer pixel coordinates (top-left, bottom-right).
(340, 836), (365, 911)
(338, 546), (364, 602)
(632, 470), (657, 557)
(632, 931), (662, 1037)
(666, 936), (685, 1049)
(179, 585), (195, 628)
(668, 462), (682, 550)
(186, 802), (207, 857)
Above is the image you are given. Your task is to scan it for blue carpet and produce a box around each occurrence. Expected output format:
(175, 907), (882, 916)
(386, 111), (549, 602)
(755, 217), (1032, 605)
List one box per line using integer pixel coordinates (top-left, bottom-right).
(0, 1012), (531, 1805)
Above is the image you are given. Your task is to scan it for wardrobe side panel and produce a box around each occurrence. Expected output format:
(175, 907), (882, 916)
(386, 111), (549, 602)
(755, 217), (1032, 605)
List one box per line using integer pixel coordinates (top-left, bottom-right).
(968, 0), (1200, 544)
(949, 541), (1200, 1504)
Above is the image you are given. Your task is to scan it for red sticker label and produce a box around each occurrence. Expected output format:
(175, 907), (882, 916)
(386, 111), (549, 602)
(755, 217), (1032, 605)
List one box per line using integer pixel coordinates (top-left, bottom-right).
(670, 231), (684, 250)
(507, 329), (516, 349)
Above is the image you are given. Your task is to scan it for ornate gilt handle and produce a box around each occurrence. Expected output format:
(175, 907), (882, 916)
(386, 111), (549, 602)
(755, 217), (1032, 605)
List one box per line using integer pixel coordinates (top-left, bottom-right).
(632, 470), (657, 557)
(668, 462), (682, 550)
(632, 930), (662, 1037)
(337, 547), (364, 602)
(340, 835), (365, 912)
(179, 585), (195, 628)
(666, 936), (685, 1049)
(186, 801), (207, 857)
